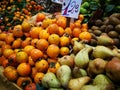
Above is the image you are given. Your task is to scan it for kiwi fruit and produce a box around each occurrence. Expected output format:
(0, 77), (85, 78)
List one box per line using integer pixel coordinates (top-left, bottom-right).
(100, 25), (106, 32)
(103, 17), (109, 25)
(95, 19), (103, 26)
(109, 17), (120, 26)
(105, 25), (114, 33)
(113, 38), (120, 47)
(115, 24), (120, 33)
(91, 26), (100, 30)
(108, 31), (119, 38)
(93, 30), (102, 36)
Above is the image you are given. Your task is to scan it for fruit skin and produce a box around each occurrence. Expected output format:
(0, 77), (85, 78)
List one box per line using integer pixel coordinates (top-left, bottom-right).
(74, 47), (92, 68)
(3, 66), (18, 81)
(68, 76), (91, 90)
(93, 74), (115, 90)
(16, 51), (28, 63)
(25, 83), (37, 90)
(92, 45), (114, 59)
(58, 55), (74, 68)
(42, 72), (61, 88)
(87, 58), (108, 76)
(17, 76), (32, 89)
(17, 63), (31, 77)
(56, 65), (72, 88)
(105, 57), (120, 83)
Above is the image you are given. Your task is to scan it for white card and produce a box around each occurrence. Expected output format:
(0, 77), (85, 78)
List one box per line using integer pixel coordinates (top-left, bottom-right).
(51, 0), (64, 4)
(62, 0), (82, 19)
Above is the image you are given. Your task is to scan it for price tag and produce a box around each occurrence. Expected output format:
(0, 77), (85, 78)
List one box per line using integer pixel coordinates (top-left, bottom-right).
(51, 0), (63, 4)
(61, 0), (82, 19)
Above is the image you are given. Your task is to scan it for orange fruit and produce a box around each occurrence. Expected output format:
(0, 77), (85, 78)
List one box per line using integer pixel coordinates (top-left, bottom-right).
(48, 34), (60, 45)
(0, 32), (7, 41)
(21, 37), (32, 48)
(30, 27), (42, 39)
(60, 36), (70, 47)
(39, 30), (50, 40)
(28, 56), (35, 66)
(3, 66), (18, 81)
(30, 49), (43, 61)
(79, 31), (92, 41)
(5, 33), (15, 45)
(60, 47), (70, 56)
(36, 13), (45, 22)
(58, 27), (65, 36)
(74, 20), (82, 28)
(64, 27), (72, 37)
(34, 72), (44, 84)
(47, 23), (59, 34)
(47, 62), (61, 73)
(23, 45), (35, 55)
(41, 18), (52, 28)
(36, 39), (49, 51)
(0, 41), (5, 47)
(78, 14), (84, 21)
(17, 63), (31, 76)
(1, 44), (11, 53)
(12, 38), (22, 49)
(16, 51), (28, 63)
(31, 38), (39, 47)
(21, 21), (31, 32)
(81, 23), (88, 29)
(47, 44), (60, 58)
(72, 27), (81, 37)
(13, 25), (23, 37)
(35, 59), (49, 72)
(56, 16), (67, 28)
(16, 77), (32, 89)
(3, 48), (14, 58)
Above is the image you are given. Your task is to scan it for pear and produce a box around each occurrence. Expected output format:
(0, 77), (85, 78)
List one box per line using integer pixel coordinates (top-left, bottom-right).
(41, 72), (61, 88)
(56, 65), (72, 88)
(74, 47), (93, 68)
(87, 58), (108, 76)
(73, 40), (85, 54)
(105, 57), (120, 83)
(72, 66), (87, 78)
(81, 85), (100, 90)
(68, 76), (91, 90)
(97, 34), (114, 46)
(93, 74), (115, 90)
(92, 45), (114, 59)
(58, 55), (74, 68)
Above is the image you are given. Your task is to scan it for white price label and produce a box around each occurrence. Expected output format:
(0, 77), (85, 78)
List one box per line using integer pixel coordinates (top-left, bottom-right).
(51, 0), (63, 4)
(61, 0), (82, 19)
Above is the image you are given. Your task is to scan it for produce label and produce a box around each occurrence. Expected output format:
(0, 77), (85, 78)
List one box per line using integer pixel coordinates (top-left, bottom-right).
(51, 0), (64, 4)
(61, 0), (82, 19)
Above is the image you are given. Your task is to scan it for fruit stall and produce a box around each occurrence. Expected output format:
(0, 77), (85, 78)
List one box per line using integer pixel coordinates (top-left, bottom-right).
(0, 0), (120, 90)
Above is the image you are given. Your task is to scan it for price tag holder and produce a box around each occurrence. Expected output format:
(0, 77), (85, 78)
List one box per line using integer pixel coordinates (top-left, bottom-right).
(51, 0), (63, 4)
(61, 0), (82, 19)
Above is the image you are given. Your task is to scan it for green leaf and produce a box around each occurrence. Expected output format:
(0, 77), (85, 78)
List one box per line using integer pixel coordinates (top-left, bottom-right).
(105, 4), (115, 12)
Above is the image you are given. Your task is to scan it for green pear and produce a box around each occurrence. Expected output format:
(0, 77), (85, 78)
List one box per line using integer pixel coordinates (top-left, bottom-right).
(72, 66), (87, 78)
(42, 72), (61, 88)
(81, 85), (100, 90)
(92, 45), (114, 59)
(93, 74), (115, 90)
(68, 76), (91, 90)
(56, 65), (72, 88)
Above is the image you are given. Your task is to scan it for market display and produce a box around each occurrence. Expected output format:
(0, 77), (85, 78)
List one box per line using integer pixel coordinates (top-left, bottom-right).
(0, 0), (120, 90)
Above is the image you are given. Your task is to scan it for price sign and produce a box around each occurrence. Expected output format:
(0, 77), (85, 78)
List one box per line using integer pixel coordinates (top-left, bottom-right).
(62, 0), (82, 19)
(51, 0), (63, 4)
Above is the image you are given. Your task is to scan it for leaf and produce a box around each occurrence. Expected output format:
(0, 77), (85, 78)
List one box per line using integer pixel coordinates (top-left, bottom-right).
(105, 4), (115, 12)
